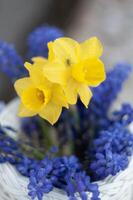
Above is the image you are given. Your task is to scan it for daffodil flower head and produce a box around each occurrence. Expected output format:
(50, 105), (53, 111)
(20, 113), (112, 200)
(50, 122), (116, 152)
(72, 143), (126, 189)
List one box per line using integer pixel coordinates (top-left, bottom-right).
(14, 58), (68, 125)
(44, 37), (106, 107)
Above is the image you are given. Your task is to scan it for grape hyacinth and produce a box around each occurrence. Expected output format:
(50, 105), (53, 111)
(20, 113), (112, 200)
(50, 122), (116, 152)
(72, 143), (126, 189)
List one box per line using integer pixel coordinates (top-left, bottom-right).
(16, 156), (38, 177)
(28, 154), (100, 200)
(0, 40), (26, 81)
(0, 126), (21, 163)
(87, 120), (133, 181)
(0, 125), (38, 176)
(113, 103), (133, 126)
(27, 25), (64, 59)
(28, 156), (54, 200)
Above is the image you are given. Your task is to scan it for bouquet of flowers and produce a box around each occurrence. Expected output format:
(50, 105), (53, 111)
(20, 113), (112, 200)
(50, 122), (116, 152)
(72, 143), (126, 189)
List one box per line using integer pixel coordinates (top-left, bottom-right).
(0, 25), (133, 200)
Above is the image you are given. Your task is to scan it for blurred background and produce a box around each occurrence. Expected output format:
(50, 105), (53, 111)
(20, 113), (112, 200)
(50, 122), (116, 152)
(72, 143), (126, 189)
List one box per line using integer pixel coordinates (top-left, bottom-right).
(0, 0), (133, 104)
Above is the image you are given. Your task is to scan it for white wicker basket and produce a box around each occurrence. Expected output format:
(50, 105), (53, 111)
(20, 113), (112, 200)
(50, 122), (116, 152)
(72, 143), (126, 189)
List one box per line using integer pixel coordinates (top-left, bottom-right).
(0, 99), (133, 200)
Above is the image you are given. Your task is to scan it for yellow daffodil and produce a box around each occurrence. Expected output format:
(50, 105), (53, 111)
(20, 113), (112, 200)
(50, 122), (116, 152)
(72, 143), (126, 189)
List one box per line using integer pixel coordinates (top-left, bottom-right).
(43, 37), (106, 107)
(14, 60), (68, 125)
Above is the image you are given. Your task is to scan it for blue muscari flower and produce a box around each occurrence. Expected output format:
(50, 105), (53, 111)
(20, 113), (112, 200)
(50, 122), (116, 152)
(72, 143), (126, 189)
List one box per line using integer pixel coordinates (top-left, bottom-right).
(28, 156), (54, 200)
(65, 171), (100, 200)
(50, 155), (81, 189)
(16, 156), (38, 177)
(87, 122), (133, 181)
(27, 25), (64, 59)
(28, 153), (100, 200)
(0, 125), (38, 176)
(0, 40), (26, 81)
(113, 103), (133, 126)
(0, 126), (21, 164)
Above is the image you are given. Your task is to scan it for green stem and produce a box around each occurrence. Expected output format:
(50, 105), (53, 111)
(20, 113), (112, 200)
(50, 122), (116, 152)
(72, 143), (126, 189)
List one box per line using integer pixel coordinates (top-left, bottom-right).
(38, 117), (54, 150)
(21, 143), (44, 160)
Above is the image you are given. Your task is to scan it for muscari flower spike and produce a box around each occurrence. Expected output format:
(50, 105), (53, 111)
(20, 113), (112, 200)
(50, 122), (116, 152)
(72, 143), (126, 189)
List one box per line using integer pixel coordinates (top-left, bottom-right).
(27, 25), (64, 59)
(113, 103), (133, 126)
(0, 125), (38, 177)
(87, 111), (133, 181)
(0, 40), (26, 81)
(0, 126), (21, 163)
(28, 154), (100, 200)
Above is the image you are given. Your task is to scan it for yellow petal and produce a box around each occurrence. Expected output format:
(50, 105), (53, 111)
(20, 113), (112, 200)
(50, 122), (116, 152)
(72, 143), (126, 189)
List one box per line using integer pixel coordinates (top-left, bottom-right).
(14, 78), (32, 96)
(43, 62), (68, 85)
(48, 42), (55, 61)
(80, 37), (103, 59)
(71, 62), (85, 83)
(52, 85), (69, 108)
(78, 85), (92, 108)
(39, 103), (62, 125)
(32, 57), (47, 63)
(25, 60), (50, 88)
(18, 102), (37, 117)
(63, 78), (78, 105)
(24, 62), (32, 71)
(84, 58), (106, 86)
(48, 37), (80, 65)
(28, 64), (51, 88)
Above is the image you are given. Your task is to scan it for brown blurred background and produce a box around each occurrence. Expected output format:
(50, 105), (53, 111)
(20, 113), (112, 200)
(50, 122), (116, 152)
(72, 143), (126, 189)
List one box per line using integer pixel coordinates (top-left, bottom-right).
(0, 0), (133, 104)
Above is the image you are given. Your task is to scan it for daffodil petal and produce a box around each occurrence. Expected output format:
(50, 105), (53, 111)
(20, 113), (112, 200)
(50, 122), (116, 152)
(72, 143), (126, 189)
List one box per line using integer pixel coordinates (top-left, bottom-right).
(39, 103), (62, 125)
(25, 60), (50, 87)
(71, 62), (85, 83)
(18, 102), (37, 117)
(27, 64), (51, 88)
(49, 37), (80, 64)
(14, 78), (32, 96)
(78, 85), (92, 108)
(48, 42), (55, 61)
(63, 78), (78, 105)
(44, 62), (68, 85)
(24, 62), (32, 71)
(52, 85), (68, 108)
(80, 37), (103, 59)
(32, 57), (47, 63)
(84, 58), (106, 86)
